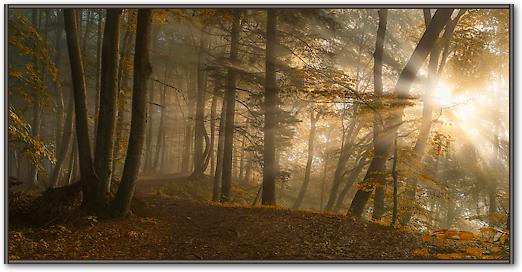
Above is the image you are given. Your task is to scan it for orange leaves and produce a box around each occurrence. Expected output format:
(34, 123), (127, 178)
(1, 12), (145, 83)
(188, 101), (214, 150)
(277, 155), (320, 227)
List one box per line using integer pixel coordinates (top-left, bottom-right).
(412, 248), (429, 257)
(434, 253), (466, 259)
(418, 228), (509, 260)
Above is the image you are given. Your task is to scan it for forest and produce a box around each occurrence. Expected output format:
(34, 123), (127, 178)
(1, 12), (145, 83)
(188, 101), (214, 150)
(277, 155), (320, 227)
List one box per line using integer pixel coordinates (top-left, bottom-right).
(7, 7), (510, 261)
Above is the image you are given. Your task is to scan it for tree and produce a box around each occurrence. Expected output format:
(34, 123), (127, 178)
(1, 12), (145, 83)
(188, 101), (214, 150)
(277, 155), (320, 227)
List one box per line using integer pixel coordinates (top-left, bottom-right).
(192, 32), (210, 178)
(94, 8), (123, 211)
(63, 9), (98, 210)
(348, 9), (454, 218)
(371, 9), (388, 221)
(262, 9), (278, 205)
(220, 10), (241, 202)
(400, 9), (466, 225)
(292, 110), (320, 209)
(112, 8), (153, 218)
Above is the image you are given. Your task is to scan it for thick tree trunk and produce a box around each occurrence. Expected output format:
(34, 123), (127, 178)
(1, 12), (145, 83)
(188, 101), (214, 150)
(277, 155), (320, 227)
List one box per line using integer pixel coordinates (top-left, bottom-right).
(64, 9), (98, 210)
(293, 111), (320, 209)
(348, 9), (454, 218)
(192, 33), (210, 177)
(94, 9), (122, 212)
(112, 9), (153, 218)
(220, 10), (241, 202)
(371, 9), (388, 221)
(262, 9), (278, 205)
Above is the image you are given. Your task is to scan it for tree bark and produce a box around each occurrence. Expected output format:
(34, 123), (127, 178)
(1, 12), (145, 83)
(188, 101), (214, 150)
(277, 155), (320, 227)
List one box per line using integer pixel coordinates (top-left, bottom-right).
(332, 149), (369, 212)
(209, 86), (219, 175)
(324, 119), (361, 211)
(51, 94), (74, 187)
(94, 9), (104, 133)
(391, 137), (399, 224)
(213, 96), (226, 201)
(112, 9), (153, 218)
(192, 33), (210, 177)
(348, 9), (454, 218)
(371, 9), (388, 221)
(64, 9), (97, 210)
(293, 111), (320, 209)
(94, 8), (122, 212)
(220, 10), (241, 202)
(262, 9), (278, 205)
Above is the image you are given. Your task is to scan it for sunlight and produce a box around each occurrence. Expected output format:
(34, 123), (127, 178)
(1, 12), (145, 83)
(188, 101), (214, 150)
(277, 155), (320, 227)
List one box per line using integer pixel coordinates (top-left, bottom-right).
(454, 104), (476, 122)
(433, 81), (454, 107)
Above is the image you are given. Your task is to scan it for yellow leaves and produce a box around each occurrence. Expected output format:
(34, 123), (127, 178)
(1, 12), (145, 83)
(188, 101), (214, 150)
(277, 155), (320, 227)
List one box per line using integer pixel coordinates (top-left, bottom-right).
(435, 253), (466, 259)
(420, 227), (510, 260)
(480, 227), (497, 236)
(463, 246), (484, 257)
(412, 248), (429, 257)
(422, 233), (432, 243)
(127, 230), (144, 239)
(8, 106), (56, 170)
(9, 69), (24, 79)
(9, 254), (21, 260)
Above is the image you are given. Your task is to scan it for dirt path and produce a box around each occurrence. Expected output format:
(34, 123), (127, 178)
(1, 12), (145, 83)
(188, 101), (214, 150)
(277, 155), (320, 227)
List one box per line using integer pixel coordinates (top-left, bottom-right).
(8, 176), (423, 261)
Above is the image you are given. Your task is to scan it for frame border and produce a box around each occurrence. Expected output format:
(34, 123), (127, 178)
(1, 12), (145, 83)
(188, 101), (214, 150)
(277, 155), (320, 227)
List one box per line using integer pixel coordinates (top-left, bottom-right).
(3, 3), (514, 264)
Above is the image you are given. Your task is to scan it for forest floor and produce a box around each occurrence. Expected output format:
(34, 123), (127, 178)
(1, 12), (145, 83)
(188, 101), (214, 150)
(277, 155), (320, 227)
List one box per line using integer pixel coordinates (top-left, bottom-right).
(8, 175), (500, 261)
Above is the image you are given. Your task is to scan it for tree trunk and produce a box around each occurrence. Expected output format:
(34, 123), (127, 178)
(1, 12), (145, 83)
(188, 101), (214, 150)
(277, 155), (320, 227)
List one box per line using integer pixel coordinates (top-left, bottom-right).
(81, 9), (93, 54)
(93, 10), (104, 138)
(192, 33), (210, 177)
(348, 9), (454, 218)
(153, 68), (167, 171)
(332, 149), (369, 212)
(262, 9), (278, 206)
(94, 8), (122, 212)
(324, 119), (361, 211)
(391, 137), (399, 224)
(220, 10), (241, 202)
(145, 81), (155, 172)
(400, 10), (465, 225)
(209, 86), (219, 175)
(181, 71), (195, 173)
(64, 9), (97, 210)
(51, 94), (75, 187)
(212, 96), (226, 201)
(293, 111), (319, 209)
(371, 9), (388, 221)
(112, 9), (153, 218)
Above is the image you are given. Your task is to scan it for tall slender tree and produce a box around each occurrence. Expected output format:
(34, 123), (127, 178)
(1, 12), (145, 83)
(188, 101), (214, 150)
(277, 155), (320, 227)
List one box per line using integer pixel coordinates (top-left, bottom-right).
(112, 8), (153, 218)
(371, 9), (388, 221)
(262, 9), (278, 205)
(293, 110), (320, 209)
(94, 8), (123, 211)
(63, 9), (97, 210)
(220, 10), (241, 202)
